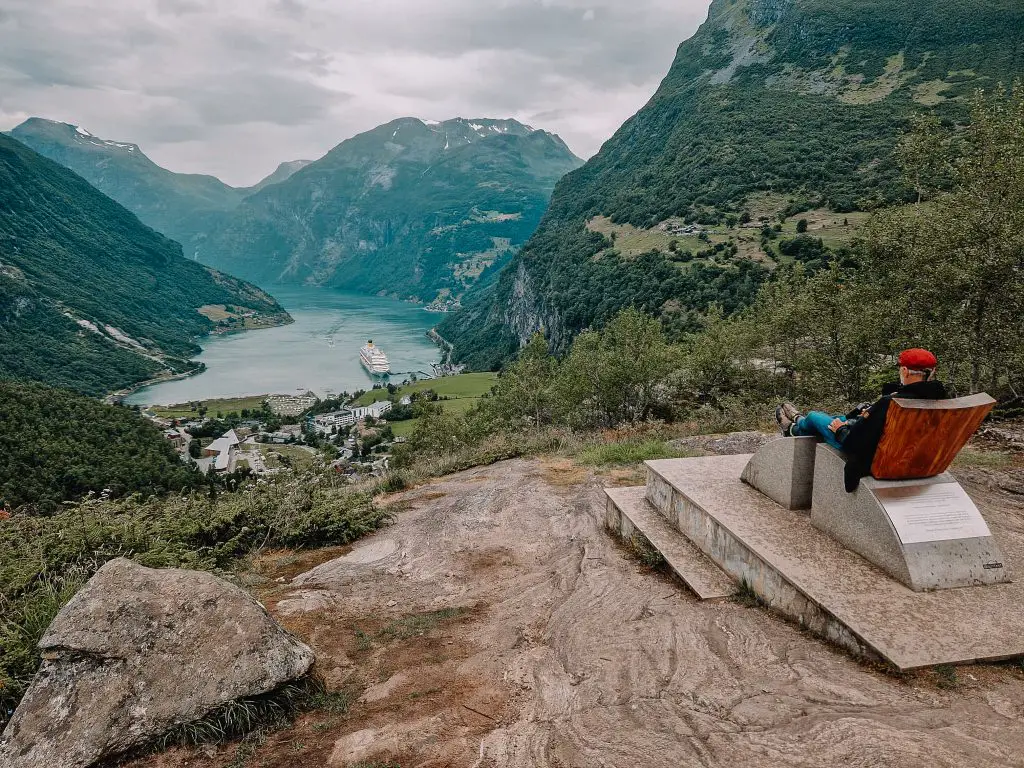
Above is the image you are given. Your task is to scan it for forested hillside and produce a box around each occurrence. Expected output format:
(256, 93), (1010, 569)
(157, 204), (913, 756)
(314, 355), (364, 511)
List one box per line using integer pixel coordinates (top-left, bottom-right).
(196, 118), (582, 304)
(0, 382), (200, 512)
(0, 133), (289, 395)
(439, 0), (1024, 369)
(8, 119), (310, 260)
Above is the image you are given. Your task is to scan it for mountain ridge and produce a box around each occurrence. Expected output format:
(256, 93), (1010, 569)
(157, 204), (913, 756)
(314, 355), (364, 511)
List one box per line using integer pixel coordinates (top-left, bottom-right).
(0, 132), (289, 395)
(7, 118), (311, 258)
(196, 116), (583, 304)
(437, 0), (1024, 369)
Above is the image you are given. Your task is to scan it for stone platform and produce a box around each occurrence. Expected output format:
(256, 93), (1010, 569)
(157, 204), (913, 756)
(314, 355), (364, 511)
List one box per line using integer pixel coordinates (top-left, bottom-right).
(605, 487), (736, 601)
(606, 455), (1024, 670)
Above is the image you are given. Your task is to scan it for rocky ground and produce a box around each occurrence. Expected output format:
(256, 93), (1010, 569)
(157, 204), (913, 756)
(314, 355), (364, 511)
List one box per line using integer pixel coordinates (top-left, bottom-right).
(131, 436), (1024, 768)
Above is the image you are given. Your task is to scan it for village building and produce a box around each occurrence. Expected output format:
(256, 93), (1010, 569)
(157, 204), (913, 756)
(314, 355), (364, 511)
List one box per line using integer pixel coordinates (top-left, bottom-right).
(163, 428), (188, 452)
(311, 409), (356, 435)
(351, 401), (392, 420)
(203, 429), (240, 472)
(266, 392), (318, 417)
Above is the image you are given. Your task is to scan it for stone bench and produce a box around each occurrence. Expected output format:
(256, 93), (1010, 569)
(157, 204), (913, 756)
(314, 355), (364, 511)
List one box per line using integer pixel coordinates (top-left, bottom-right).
(742, 393), (1010, 591)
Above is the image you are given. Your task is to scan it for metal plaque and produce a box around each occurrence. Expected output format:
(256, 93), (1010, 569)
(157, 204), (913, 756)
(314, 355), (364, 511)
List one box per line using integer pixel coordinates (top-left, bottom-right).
(875, 482), (992, 545)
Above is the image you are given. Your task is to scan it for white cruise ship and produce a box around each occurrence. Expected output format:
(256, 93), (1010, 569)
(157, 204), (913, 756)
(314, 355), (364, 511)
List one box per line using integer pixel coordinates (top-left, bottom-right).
(360, 340), (391, 376)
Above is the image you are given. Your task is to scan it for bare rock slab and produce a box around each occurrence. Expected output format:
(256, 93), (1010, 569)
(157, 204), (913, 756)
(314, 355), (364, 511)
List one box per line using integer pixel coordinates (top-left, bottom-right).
(0, 558), (314, 768)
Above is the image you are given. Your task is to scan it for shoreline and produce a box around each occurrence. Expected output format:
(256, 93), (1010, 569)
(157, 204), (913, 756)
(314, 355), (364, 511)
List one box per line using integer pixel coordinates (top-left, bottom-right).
(105, 366), (202, 405)
(118, 291), (448, 408)
(106, 312), (292, 405)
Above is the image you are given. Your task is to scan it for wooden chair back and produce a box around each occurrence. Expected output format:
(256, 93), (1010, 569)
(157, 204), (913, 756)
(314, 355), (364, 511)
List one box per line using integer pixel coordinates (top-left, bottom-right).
(870, 393), (996, 480)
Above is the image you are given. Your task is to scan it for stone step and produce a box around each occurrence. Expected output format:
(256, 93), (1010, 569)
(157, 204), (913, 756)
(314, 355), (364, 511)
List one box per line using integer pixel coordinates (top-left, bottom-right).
(605, 486), (737, 601)
(641, 455), (1024, 671)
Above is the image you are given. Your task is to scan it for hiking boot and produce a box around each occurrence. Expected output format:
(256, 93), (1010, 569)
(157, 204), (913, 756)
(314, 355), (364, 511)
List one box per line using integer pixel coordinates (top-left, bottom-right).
(775, 402), (803, 436)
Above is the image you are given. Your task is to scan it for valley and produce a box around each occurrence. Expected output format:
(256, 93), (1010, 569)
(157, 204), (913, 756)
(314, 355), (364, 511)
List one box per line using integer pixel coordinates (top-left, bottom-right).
(126, 285), (442, 407)
(4, 1), (1024, 766)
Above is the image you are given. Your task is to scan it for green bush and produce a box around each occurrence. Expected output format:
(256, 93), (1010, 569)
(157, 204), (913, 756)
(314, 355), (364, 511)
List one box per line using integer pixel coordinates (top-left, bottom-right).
(0, 469), (391, 726)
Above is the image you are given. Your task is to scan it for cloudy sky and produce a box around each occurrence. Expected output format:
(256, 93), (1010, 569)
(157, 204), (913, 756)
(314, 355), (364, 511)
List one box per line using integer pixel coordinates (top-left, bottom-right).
(0, 0), (711, 186)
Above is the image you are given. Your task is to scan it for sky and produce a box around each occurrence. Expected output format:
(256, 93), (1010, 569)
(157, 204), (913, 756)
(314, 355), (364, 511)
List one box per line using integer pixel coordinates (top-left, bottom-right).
(0, 0), (712, 186)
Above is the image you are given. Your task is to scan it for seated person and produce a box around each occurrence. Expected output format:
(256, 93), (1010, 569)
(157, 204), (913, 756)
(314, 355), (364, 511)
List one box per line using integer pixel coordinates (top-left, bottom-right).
(774, 349), (948, 492)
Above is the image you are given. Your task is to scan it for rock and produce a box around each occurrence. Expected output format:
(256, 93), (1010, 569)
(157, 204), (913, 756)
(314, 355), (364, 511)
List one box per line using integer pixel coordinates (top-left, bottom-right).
(0, 558), (314, 768)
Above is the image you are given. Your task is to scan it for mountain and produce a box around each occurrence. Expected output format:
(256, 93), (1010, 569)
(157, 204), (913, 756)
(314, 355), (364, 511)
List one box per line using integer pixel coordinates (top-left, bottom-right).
(7, 119), (310, 258)
(0, 132), (289, 396)
(0, 381), (201, 512)
(438, 0), (1024, 369)
(248, 159), (313, 194)
(197, 118), (583, 305)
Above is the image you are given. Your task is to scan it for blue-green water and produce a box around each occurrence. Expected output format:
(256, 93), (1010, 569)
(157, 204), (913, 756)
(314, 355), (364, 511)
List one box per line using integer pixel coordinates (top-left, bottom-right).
(126, 286), (440, 406)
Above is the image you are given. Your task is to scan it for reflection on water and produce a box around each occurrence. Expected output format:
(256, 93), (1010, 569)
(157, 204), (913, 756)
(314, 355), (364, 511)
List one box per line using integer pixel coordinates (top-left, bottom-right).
(127, 285), (440, 406)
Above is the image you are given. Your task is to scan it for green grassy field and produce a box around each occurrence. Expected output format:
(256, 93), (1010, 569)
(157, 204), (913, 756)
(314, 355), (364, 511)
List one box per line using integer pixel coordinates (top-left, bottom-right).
(151, 395), (269, 420)
(354, 373), (498, 439)
(258, 443), (317, 471)
(584, 203), (872, 267)
(388, 395), (487, 439)
(778, 209), (871, 247)
(353, 373), (497, 405)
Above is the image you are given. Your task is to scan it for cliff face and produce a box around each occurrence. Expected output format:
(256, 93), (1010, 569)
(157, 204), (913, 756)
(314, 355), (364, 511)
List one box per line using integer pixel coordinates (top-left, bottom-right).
(439, 0), (1024, 369)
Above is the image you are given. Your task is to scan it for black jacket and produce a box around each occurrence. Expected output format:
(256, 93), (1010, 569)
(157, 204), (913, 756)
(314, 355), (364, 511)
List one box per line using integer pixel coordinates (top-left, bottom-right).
(838, 379), (949, 492)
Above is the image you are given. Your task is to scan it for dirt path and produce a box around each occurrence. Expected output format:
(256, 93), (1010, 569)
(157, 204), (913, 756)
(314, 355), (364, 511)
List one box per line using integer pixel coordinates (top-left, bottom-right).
(135, 457), (1024, 768)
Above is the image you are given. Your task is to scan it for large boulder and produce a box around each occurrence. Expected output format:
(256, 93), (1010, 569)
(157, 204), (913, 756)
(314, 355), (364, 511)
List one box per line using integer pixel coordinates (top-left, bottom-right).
(0, 558), (314, 768)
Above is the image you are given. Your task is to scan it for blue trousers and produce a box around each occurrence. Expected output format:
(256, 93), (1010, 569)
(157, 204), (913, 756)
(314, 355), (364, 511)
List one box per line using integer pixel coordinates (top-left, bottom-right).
(792, 411), (847, 451)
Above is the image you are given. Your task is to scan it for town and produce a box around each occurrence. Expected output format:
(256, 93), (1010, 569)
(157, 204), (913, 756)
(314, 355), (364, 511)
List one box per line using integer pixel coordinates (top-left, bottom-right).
(145, 388), (411, 479)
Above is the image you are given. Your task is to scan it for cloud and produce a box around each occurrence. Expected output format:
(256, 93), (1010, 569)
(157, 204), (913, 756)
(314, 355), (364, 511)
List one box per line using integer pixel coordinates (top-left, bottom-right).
(0, 0), (711, 185)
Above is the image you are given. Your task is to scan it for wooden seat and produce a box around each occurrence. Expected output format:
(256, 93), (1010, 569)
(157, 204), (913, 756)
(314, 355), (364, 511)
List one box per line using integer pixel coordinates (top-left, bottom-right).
(870, 393), (996, 480)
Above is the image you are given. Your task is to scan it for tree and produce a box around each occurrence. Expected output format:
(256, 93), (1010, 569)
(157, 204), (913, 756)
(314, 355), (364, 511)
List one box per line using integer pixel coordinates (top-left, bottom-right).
(554, 308), (680, 428)
(481, 333), (557, 428)
(796, 218), (808, 233)
(864, 85), (1024, 397)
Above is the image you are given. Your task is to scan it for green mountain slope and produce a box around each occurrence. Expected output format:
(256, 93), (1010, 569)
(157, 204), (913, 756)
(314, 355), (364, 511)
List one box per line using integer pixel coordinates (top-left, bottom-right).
(0, 133), (289, 395)
(199, 118), (583, 304)
(247, 159), (313, 195)
(0, 381), (201, 512)
(439, 0), (1024, 369)
(7, 119), (310, 257)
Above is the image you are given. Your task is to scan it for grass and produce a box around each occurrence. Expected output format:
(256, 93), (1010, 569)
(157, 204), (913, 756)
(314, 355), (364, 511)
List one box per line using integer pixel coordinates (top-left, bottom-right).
(777, 208), (871, 246)
(259, 444), (317, 471)
(0, 469), (391, 727)
(627, 533), (666, 571)
(576, 439), (692, 466)
(354, 607), (468, 650)
(353, 372), (498, 438)
(158, 677), (318, 750)
(151, 395), (269, 420)
(934, 664), (961, 690)
(353, 372), (498, 406)
(583, 205), (873, 267)
(733, 579), (767, 609)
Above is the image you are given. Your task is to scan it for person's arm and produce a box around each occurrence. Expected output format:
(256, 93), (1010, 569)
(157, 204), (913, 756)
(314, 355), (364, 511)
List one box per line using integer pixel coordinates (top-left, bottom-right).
(842, 397), (888, 455)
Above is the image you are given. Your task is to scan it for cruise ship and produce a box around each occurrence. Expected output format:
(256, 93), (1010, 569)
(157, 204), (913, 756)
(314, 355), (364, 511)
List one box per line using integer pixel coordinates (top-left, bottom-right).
(360, 340), (391, 376)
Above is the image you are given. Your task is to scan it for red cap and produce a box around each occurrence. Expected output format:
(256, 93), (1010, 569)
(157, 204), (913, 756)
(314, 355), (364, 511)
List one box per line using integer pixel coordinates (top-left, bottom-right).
(899, 348), (937, 369)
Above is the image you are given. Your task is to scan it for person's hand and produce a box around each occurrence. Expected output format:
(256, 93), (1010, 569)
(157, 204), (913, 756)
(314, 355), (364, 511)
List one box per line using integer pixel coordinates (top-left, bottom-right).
(860, 409), (870, 419)
(828, 418), (845, 433)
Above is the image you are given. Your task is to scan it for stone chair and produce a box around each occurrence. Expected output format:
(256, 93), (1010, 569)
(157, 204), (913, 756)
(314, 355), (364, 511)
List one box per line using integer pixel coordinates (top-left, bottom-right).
(744, 393), (1011, 591)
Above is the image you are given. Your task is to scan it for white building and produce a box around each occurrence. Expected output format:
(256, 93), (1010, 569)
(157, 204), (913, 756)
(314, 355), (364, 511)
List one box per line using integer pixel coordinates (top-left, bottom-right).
(350, 401), (392, 420)
(311, 409), (356, 435)
(203, 429), (240, 472)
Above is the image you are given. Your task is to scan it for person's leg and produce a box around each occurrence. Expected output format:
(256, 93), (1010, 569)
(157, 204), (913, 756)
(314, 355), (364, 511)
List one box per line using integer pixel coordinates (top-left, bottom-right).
(791, 411), (846, 450)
